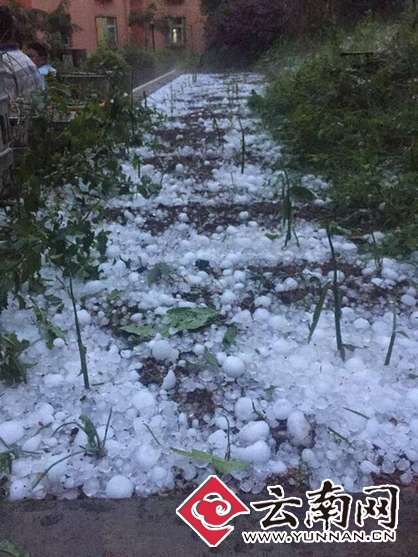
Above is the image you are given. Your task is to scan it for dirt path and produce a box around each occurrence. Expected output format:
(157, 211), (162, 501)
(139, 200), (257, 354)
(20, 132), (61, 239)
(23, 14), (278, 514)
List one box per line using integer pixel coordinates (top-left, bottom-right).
(1, 491), (418, 557)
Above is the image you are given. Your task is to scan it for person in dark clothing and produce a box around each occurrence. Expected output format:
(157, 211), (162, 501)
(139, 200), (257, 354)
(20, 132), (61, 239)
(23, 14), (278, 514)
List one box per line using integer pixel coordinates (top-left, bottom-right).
(27, 41), (57, 87)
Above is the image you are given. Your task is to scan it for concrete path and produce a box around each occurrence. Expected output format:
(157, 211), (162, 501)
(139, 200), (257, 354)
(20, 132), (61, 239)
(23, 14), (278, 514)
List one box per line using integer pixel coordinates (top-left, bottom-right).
(132, 70), (180, 100)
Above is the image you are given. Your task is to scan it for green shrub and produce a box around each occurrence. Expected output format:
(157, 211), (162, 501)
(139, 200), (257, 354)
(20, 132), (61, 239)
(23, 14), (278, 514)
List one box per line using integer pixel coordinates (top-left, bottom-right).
(121, 44), (156, 85)
(253, 16), (418, 253)
(86, 46), (131, 91)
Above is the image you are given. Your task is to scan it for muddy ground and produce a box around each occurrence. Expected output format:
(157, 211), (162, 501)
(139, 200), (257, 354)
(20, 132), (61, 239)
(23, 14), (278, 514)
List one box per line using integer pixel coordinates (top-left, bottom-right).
(1, 490), (417, 556)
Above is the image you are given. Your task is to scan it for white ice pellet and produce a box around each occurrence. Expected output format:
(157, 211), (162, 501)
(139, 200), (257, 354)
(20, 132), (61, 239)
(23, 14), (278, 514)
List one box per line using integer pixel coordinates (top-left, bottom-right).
(162, 370), (176, 391)
(0, 420), (25, 446)
(135, 445), (161, 470)
(287, 411), (312, 447)
(283, 278), (298, 290)
(353, 318), (370, 330)
(107, 245), (120, 258)
(401, 294), (416, 307)
(407, 389), (418, 406)
(44, 374), (64, 387)
(53, 337), (65, 348)
(234, 440), (271, 464)
(270, 460), (287, 475)
(207, 430), (228, 449)
(234, 397), (254, 422)
(193, 343), (205, 356)
(360, 461), (380, 475)
(151, 339), (178, 362)
(272, 399), (293, 421)
(253, 308), (270, 321)
(410, 312), (418, 328)
(131, 390), (156, 416)
(129, 272), (140, 284)
(221, 290), (236, 304)
(232, 310), (252, 325)
(22, 435), (41, 452)
(254, 296), (271, 308)
(223, 356), (245, 378)
(105, 475), (134, 498)
(76, 309), (91, 326)
(9, 480), (30, 501)
(238, 421), (270, 445)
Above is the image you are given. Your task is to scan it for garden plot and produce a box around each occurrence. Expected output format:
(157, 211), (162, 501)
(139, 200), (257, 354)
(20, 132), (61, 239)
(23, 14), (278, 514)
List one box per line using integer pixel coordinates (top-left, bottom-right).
(0, 73), (417, 501)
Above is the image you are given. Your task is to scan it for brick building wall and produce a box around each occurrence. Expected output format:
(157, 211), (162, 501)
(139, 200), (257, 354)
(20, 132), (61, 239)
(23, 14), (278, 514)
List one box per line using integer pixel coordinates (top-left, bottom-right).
(28, 0), (131, 52)
(1, 0), (206, 53)
(130, 0), (206, 53)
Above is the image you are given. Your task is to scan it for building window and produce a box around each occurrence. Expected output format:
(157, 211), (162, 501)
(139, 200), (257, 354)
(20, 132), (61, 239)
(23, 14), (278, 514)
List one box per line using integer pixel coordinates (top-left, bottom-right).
(96, 16), (118, 47)
(169, 17), (186, 46)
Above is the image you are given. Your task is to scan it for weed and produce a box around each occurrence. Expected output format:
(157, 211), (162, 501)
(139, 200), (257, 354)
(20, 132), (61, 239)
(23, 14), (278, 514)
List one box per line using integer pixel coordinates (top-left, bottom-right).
(308, 282), (331, 343)
(33, 411), (112, 489)
(0, 334), (32, 385)
(0, 436), (39, 476)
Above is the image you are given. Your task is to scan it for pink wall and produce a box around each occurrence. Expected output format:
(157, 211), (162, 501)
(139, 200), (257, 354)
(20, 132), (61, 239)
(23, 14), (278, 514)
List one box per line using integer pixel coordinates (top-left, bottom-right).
(30, 0), (131, 52)
(130, 0), (206, 53)
(5, 0), (206, 53)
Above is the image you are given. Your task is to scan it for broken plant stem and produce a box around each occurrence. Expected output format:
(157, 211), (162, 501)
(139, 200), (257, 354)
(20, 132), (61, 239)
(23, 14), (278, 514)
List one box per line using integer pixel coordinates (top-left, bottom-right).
(385, 308), (397, 366)
(237, 115), (246, 174)
(68, 275), (90, 389)
(326, 226), (346, 361)
(282, 171), (293, 247)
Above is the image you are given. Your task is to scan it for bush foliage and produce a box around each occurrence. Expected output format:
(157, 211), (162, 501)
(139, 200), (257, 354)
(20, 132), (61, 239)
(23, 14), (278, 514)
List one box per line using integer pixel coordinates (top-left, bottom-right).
(251, 15), (418, 253)
(202, 0), (407, 65)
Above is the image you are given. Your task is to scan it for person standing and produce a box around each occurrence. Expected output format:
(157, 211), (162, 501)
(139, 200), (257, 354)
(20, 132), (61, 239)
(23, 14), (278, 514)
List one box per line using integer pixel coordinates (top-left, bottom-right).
(0, 6), (43, 109)
(26, 41), (57, 88)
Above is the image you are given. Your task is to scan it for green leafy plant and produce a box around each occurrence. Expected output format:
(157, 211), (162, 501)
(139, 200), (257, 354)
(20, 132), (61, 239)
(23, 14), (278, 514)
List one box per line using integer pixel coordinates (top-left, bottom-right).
(0, 435), (39, 477)
(163, 306), (220, 334)
(31, 301), (66, 350)
(137, 175), (163, 199)
(308, 282), (331, 343)
(120, 324), (156, 342)
(223, 324), (239, 348)
(173, 448), (248, 475)
(0, 540), (30, 557)
(33, 411), (112, 489)
(146, 263), (176, 286)
(254, 17), (418, 254)
(0, 334), (32, 385)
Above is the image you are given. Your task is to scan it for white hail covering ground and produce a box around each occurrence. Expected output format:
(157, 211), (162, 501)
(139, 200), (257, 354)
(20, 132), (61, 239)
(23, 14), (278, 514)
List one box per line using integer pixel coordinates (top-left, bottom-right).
(1, 74), (417, 500)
